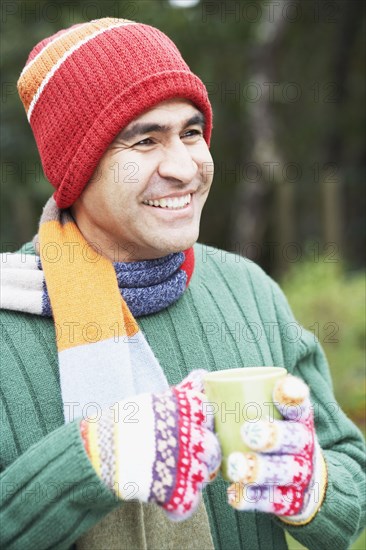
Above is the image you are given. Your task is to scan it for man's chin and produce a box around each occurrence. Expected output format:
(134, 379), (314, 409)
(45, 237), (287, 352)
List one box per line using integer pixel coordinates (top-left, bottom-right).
(148, 233), (198, 257)
(161, 233), (198, 254)
(120, 230), (199, 261)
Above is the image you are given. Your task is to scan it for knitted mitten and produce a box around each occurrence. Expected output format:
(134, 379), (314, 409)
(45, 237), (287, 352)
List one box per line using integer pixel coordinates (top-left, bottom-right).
(226, 375), (327, 525)
(80, 370), (221, 521)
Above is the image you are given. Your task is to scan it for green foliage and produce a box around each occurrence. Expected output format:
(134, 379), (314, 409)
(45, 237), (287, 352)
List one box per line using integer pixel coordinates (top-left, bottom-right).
(286, 529), (366, 550)
(281, 257), (365, 428)
(281, 259), (365, 549)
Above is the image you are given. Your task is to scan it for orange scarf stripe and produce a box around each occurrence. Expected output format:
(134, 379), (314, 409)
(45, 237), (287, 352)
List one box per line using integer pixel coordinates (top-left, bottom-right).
(39, 218), (138, 352)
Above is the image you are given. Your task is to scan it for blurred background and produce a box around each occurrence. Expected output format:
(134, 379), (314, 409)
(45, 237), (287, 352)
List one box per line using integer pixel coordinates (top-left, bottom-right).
(1, 1), (365, 546)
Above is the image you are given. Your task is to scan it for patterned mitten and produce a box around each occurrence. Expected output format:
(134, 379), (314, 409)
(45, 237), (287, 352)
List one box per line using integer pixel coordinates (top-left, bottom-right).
(226, 375), (327, 525)
(80, 370), (221, 521)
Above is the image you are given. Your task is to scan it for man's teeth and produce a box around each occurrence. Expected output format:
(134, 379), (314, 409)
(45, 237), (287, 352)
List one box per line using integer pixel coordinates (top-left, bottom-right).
(143, 193), (191, 209)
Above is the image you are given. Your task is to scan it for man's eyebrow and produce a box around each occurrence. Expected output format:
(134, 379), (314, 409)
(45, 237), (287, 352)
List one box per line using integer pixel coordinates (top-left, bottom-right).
(185, 113), (206, 130)
(118, 112), (206, 142)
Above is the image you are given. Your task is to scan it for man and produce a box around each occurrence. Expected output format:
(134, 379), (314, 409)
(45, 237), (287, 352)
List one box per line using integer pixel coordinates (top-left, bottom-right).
(1, 17), (365, 550)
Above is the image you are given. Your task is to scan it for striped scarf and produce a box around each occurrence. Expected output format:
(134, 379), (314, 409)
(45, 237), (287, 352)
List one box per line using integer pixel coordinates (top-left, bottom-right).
(1, 197), (194, 422)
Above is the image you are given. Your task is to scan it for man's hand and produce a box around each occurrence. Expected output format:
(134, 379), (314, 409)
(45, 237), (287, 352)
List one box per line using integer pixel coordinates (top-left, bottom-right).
(226, 375), (327, 525)
(80, 370), (221, 522)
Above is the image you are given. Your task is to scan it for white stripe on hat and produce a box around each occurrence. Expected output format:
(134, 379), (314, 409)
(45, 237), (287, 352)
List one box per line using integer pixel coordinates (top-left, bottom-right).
(19, 21), (90, 80)
(27, 20), (137, 122)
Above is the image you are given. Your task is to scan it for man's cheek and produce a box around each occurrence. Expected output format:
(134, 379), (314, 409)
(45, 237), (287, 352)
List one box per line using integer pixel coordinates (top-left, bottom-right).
(201, 160), (214, 184)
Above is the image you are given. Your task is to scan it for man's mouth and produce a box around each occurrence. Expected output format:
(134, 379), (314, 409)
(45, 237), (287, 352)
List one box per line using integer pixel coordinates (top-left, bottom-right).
(142, 193), (192, 210)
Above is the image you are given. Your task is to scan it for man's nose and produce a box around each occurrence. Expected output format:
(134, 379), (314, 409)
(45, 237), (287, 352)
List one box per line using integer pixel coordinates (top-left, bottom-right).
(158, 139), (198, 184)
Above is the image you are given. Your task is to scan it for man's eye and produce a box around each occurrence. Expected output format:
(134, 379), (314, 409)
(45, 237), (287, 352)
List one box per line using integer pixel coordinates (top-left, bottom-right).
(134, 138), (154, 146)
(182, 129), (203, 138)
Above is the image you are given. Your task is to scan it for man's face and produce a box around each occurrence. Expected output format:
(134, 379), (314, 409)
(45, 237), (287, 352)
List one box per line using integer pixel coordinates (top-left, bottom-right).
(71, 98), (214, 261)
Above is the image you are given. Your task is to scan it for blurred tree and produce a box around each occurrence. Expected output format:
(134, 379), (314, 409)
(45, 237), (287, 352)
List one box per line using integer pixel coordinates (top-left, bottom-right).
(230, 0), (295, 274)
(322, 0), (363, 256)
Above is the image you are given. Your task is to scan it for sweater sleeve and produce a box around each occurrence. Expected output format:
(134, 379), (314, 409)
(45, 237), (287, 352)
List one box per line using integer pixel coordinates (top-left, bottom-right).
(0, 419), (121, 550)
(269, 278), (366, 550)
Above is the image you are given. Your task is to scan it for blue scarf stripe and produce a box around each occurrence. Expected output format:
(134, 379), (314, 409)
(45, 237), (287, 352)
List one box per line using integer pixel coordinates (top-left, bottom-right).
(38, 251), (188, 318)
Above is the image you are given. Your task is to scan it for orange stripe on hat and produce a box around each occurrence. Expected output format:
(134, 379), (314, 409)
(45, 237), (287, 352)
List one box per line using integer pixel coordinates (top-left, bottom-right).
(18, 18), (132, 114)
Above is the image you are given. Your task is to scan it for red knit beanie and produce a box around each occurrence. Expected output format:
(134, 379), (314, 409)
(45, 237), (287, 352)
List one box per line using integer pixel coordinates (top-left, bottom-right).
(17, 18), (213, 208)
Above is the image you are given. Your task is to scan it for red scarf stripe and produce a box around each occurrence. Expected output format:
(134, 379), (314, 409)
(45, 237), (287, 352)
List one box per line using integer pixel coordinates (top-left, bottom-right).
(181, 247), (195, 287)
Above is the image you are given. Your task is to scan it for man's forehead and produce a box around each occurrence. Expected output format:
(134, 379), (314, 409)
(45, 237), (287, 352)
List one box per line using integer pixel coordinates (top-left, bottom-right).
(114, 99), (205, 143)
(125, 99), (203, 128)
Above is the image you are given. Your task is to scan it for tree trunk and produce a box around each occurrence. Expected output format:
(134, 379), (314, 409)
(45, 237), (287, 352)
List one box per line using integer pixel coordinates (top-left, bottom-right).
(230, 0), (293, 274)
(322, 1), (363, 260)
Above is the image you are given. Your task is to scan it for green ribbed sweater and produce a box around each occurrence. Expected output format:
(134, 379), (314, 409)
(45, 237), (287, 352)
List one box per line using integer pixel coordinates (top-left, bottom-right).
(1, 243), (365, 550)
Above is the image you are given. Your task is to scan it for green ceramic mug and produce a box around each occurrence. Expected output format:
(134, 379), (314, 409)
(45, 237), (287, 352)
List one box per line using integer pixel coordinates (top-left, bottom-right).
(203, 367), (287, 480)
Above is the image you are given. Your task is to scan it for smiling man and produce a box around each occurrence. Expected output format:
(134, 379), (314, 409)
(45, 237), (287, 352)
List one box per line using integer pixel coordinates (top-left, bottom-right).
(1, 17), (365, 550)
(72, 99), (213, 261)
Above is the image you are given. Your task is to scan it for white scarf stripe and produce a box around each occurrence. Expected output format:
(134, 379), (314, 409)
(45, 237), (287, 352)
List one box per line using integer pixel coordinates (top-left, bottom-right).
(117, 392), (156, 501)
(1, 251), (39, 269)
(1, 253), (43, 314)
(1, 287), (43, 316)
